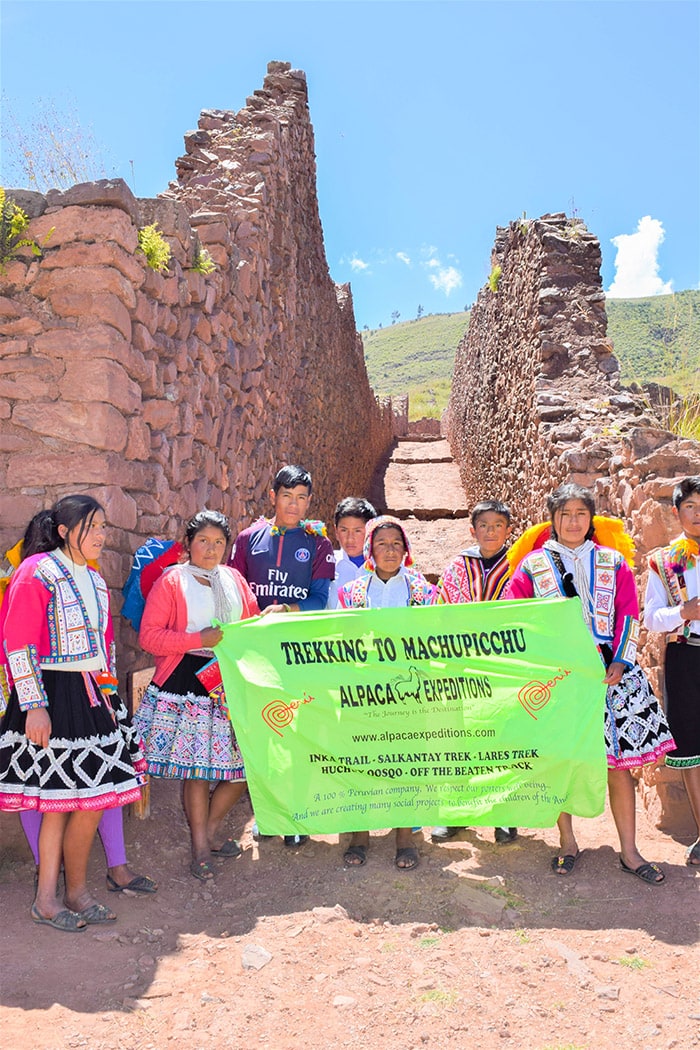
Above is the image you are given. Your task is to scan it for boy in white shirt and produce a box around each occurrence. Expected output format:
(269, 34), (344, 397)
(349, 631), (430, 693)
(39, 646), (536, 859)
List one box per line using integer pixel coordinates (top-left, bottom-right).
(326, 497), (376, 609)
(644, 476), (700, 866)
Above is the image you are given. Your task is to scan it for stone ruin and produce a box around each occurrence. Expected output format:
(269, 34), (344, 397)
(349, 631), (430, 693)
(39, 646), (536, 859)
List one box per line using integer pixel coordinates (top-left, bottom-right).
(0, 62), (396, 672)
(1, 60), (699, 831)
(447, 212), (700, 830)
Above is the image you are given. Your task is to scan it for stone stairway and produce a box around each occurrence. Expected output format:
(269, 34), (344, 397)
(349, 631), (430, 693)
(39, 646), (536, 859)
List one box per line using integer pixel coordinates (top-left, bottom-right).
(369, 437), (471, 582)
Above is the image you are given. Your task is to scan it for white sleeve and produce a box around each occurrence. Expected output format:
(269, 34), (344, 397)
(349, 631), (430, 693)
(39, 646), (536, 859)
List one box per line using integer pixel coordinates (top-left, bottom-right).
(643, 571), (684, 633)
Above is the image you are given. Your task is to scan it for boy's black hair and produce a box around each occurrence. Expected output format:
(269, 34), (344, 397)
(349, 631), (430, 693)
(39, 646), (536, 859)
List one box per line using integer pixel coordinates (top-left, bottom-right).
(273, 464), (312, 494)
(546, 484), (596, 541)
(470, 499), (511, 527)
(672, 476), (700, 509)
(334, 496), (377, 526)
(185, 509), (231, 544)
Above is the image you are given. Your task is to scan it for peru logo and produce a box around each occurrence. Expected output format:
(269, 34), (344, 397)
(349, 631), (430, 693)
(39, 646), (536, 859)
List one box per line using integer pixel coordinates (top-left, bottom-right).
(262, 693), (314, 736)
(517, 668), (571, 719)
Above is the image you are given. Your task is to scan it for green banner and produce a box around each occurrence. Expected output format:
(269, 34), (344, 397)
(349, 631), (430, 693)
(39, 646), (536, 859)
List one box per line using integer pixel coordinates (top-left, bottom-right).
(216, 597), (608, 835)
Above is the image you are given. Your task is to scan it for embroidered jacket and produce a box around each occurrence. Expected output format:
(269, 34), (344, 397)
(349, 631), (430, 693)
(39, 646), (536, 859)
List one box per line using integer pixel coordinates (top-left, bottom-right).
(436, 546), (510, 605)
(506, 545), (639, 666)
(338, 567), (436, 609)
(0, 552), (114, 711)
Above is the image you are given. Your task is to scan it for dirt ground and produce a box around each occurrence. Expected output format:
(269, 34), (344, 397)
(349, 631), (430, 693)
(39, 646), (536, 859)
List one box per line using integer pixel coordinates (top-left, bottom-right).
(1, 779), (698, 1050)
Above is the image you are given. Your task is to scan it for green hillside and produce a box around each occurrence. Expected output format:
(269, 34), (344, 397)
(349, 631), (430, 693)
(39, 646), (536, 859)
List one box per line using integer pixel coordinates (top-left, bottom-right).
(361, 292), (700, 418)
(361, 311), (469, 419)
(606, 289), (700, 391)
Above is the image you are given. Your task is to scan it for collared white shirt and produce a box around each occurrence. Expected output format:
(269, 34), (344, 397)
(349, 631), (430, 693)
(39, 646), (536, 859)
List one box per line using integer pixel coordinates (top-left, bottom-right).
(363, 566), (414, 609)
(327, 550), (364, 609)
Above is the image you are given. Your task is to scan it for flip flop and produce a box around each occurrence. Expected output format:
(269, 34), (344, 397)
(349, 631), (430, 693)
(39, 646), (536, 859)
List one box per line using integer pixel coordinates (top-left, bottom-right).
(190, 859), (215, 881)
(210, 837), (242, 859)
(30, 904), (86, 933)
(551, 851), (580, 875)
(106, 873), (158, 894)
(75, 902), (117, 924)
(619, 858), (665, 884)
(343, 845), (367, 867)
(685, 839), (700, 866)
(395, 846), (420, 870)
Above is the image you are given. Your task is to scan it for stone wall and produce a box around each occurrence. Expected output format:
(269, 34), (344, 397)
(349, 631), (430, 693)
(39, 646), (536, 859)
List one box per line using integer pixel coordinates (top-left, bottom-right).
(407, 416), (441, 439)
(0, 61), (394, 673)
(448, 212), (700, 831)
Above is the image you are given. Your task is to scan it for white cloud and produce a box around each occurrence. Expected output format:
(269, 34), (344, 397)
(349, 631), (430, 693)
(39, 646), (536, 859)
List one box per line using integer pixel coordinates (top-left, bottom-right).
(607, 216), (673, 298)
(419, 246), (463, 296)
(429, 265), (463, 296)
(396, 251), (411, 266)
(349, 255), (370, 273)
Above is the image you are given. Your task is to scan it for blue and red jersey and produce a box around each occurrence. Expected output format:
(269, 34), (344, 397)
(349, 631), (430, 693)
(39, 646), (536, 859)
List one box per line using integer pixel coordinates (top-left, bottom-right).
(229, 518), (335, 611)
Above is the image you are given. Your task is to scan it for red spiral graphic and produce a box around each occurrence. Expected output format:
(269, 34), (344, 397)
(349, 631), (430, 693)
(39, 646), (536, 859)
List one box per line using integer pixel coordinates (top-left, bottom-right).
(518, 681), (551, 720)
(262, 699), (294, 737)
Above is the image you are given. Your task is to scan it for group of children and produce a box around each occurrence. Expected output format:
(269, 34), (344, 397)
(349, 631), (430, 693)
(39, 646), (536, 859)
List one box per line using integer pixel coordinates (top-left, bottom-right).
(1, 470), (698, 931)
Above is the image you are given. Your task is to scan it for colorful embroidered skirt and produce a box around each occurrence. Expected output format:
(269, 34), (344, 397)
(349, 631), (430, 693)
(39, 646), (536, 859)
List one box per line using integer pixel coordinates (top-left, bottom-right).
(605, 663), (675, 769)
(0, 669), (146, 812)
(663, 643), (700, 769)
(133, 653), (245, 781)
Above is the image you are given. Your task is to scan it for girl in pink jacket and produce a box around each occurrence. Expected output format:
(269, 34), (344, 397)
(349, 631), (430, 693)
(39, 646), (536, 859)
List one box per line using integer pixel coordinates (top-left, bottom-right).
(135, 510), (259, 881)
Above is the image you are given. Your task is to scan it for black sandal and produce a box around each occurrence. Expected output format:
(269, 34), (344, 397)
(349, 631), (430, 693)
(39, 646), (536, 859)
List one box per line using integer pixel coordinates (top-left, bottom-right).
(106, 873), (158, 894)
(551, 851), (579, 875)
(395, 846), (420, 870)
(620, 858), (665, 884)
(343, 845), (367, 867)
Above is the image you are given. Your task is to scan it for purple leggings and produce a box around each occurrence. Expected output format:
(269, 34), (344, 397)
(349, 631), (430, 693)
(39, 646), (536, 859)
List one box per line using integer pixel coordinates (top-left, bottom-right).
(20, 806), (128, 868)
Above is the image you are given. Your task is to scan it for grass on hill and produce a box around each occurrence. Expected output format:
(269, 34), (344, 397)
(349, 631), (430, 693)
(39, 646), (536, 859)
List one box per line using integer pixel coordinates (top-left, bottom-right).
(361, 292), (700, 426)
(605, 289), (700, 393)
(361, 312), (469, 420)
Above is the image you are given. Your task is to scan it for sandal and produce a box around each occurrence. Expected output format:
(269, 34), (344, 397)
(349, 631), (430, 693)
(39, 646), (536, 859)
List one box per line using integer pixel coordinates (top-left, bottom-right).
(551, 851), (579, 875)
(685, 839), (700, 866)
(343, 845), (367, 867)
(190, 859), (215, 881)
(30, 904), (86, 933)
(395, 846), (420, 870)
(620, 858), (665, 884)
(210, 837), (242, 859)
(76, 902), (117, 924)
(106, 873), (158, 894)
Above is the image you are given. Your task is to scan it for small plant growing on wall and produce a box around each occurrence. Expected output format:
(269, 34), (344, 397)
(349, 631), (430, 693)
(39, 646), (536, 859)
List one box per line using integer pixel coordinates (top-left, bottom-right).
(192, 243), (216, 275)
(488, 264), (502, 293)
(137, 222), (171, 273)
(0, 186), (51, 273)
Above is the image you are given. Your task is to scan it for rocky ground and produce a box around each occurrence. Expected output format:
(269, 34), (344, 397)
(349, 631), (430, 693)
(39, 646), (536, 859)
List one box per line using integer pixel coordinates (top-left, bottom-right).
(1, 780), (698, 1050)
(2, 438), (698, 1049)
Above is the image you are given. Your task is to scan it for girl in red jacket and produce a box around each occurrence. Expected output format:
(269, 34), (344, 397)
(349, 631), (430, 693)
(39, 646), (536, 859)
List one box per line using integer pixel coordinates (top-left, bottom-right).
(135, 510), (259, 881)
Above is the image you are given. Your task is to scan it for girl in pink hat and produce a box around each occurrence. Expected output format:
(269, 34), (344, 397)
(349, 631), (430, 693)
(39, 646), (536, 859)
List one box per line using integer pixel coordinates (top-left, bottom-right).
(338, 516), (436, 869)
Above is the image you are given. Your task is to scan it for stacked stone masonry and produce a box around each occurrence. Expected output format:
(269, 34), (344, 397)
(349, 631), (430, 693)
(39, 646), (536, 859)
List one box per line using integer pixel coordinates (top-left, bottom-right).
(447, 213), (700, 830)
(0, 61), (394, 673)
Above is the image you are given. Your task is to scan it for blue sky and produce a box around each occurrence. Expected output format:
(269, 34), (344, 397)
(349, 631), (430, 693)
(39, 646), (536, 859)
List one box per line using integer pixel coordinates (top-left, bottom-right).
(2, 0), (698, 329)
